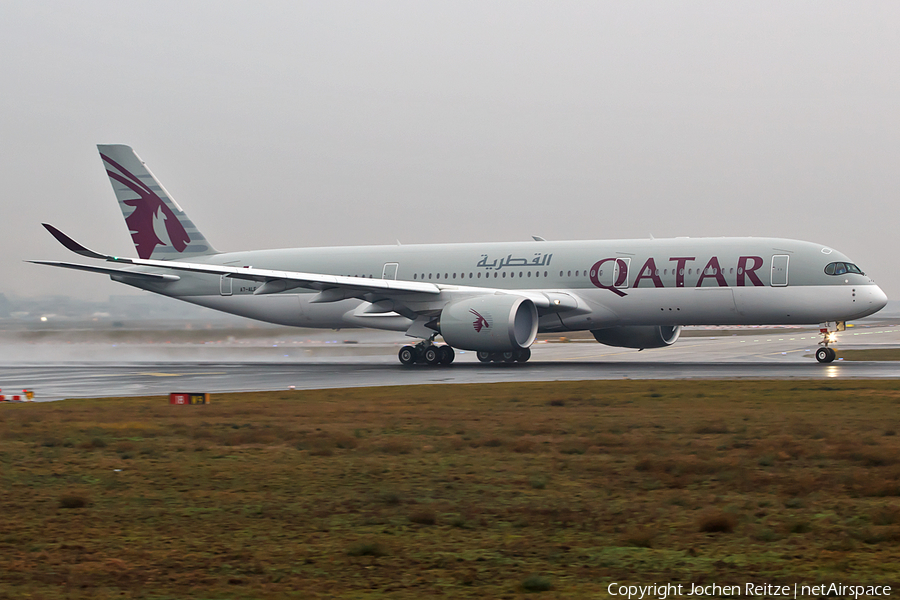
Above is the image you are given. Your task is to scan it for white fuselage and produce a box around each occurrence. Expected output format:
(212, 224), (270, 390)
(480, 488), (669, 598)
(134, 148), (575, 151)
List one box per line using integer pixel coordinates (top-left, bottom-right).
(123, 236), (887, 334)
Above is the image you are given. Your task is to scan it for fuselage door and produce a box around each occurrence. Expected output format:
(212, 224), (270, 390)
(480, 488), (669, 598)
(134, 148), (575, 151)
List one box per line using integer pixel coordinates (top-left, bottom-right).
(771, 255), (789, 287)
(614, 257), (631, 289)
(220, 275), (233, 296)
(591, 257), (630, 288)
(382, 263), (399, 280)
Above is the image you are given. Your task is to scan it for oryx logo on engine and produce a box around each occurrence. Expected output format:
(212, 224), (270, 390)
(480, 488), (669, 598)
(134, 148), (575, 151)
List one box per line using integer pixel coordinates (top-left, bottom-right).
(470, 309), (490, 333)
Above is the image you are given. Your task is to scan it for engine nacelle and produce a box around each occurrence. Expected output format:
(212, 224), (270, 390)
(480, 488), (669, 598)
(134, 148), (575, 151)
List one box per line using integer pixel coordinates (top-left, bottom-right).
(440, 295), (538, 352)
(591, 325), (682, 350)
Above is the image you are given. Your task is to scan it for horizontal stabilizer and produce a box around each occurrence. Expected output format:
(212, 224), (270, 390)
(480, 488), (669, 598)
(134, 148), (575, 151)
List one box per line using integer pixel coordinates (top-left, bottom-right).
(27, 260), (180, 281)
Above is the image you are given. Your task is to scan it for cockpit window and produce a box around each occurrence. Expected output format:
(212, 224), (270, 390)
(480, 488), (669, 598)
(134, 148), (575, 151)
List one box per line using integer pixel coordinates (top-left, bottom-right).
(824, 262), (864, 276)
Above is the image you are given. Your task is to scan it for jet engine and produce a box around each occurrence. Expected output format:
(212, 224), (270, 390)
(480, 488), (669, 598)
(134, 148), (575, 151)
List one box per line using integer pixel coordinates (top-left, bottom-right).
(439, 295), (538, 352)
(590, 325), (682, 350)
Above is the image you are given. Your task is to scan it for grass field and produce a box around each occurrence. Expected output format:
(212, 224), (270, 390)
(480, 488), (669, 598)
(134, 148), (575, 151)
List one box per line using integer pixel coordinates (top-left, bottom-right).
(838, 349), (900, 361)
(2, 381), (899, 598)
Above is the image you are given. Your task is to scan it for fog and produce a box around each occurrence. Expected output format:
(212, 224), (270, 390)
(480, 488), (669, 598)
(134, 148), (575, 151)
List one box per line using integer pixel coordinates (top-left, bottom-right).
(3, 1), (898, 302)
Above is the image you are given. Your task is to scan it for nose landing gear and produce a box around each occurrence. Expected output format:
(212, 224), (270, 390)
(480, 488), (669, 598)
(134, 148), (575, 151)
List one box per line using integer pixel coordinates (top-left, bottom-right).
(815, 322), (844, 363)
(815, 346), (836, 364)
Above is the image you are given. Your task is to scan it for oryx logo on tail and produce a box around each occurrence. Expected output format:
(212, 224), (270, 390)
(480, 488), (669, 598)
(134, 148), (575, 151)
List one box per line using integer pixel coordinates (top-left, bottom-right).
(100, 153), (190, 259)
(470, 309), (490, 333)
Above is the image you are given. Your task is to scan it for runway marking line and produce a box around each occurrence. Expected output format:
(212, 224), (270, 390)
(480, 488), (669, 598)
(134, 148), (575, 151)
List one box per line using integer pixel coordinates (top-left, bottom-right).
(138, 372), (227, 377)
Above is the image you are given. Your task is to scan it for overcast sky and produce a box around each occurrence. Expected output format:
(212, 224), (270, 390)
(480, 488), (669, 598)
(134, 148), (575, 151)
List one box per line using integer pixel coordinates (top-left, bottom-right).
(3, 1), (898, 302)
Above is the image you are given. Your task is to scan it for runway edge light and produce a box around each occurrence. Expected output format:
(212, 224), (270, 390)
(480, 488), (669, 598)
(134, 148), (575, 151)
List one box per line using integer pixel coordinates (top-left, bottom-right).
(169, 393), (210, 405)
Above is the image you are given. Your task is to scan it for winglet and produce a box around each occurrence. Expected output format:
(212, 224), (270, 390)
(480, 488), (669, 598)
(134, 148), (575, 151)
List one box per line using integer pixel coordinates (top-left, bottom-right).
(41, 223), (110, 260)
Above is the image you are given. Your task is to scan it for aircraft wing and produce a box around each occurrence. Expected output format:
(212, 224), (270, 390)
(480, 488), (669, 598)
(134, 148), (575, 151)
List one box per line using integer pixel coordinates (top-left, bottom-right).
(38, 223), (441, 298)
(35, 224), (574, 317)
(122, 257), (441, 297)
(26, 260), (181, 281)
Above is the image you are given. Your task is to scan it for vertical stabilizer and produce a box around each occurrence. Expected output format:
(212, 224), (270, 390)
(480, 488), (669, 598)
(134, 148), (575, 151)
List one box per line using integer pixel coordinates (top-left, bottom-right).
(98, 144), (217, 260)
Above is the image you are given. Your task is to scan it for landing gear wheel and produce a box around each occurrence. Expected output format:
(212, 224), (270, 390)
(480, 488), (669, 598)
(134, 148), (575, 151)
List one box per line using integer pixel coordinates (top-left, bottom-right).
(815, 347), (836, 363)
(515, 348), (531, 363)
(424, 346), (441, 365)
(501, 351), (516, 363)
(439, 345), (455, 365)
(477, 351), (492, 363)
(399, 346), (416, 366)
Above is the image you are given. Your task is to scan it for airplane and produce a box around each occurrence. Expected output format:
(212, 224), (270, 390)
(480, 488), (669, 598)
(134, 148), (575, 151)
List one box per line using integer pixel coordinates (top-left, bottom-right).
(31, 144), (888, 365)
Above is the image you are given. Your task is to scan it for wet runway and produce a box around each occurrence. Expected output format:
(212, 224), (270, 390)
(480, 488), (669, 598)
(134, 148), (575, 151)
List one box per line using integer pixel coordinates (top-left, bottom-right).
(1, 322), (898, 402)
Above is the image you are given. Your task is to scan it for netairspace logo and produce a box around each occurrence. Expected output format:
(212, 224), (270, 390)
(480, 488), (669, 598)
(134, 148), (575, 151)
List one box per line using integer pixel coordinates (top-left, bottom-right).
(606, 582), (892, 600)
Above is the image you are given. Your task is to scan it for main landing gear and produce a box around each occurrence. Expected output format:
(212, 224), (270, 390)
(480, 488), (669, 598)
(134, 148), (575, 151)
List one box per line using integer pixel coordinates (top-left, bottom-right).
(398, 339), (455, 366)
(397, 340), (533, 365)
(476, 348), (531, 363)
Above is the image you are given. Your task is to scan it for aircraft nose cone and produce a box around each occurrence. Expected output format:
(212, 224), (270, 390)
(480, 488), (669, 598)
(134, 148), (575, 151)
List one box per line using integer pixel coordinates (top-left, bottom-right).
(872, 285), (889, 311)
